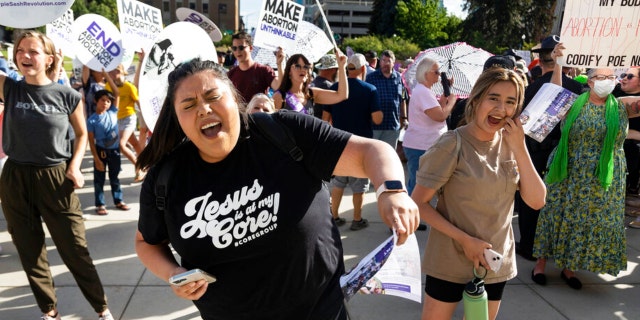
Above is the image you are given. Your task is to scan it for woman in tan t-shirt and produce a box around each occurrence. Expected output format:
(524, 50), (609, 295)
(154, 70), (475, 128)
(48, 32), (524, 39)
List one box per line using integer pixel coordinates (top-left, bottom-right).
(411, 68), (546, 320)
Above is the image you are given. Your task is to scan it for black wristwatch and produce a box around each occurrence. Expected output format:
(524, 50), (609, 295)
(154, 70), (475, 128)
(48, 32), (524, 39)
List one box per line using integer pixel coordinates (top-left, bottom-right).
(375, 180), (407, 198)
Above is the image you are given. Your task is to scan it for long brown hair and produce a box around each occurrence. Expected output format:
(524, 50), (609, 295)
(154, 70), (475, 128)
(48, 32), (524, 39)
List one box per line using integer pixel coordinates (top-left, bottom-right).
(463, 68), (525, 125)
(277, 54), (312, 100)
(136, 58), (245, 171)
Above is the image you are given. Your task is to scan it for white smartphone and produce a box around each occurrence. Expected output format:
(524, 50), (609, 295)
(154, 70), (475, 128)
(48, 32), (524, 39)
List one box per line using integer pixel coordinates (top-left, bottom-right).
(484, 248), (504, 272)
(169, 269), (217, 286)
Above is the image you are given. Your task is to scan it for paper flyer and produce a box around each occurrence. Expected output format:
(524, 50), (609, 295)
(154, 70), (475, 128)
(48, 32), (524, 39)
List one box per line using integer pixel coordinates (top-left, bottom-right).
(520, 83), (579, 143)
(340, 233), (422, 303)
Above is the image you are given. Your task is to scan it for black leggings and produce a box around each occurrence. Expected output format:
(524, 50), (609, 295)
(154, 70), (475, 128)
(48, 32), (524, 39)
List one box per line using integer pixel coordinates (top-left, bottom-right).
(425, 275), (507, 303)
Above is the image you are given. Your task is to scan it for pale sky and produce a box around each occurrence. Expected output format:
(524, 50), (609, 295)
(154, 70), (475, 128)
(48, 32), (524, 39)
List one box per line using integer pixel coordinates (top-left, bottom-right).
(240, 0), (468, 31)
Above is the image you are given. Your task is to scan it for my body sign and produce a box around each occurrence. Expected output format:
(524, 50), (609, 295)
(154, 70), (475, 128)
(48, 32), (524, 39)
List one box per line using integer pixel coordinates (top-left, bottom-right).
(72, 14), (124, 72)
(253, 0), (304, 52)
(560, 0), (640, 68)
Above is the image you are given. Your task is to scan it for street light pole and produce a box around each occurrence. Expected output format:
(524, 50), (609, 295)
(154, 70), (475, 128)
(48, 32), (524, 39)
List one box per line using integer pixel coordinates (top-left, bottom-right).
(521, 34), (526, 50)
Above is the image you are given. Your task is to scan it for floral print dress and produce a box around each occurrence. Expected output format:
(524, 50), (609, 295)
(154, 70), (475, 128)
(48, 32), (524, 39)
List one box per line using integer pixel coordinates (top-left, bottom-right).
(533, 100), (628, 276)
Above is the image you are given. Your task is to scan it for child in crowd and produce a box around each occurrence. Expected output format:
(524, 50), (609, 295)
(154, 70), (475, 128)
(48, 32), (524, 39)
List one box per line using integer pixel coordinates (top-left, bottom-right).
(87, 89), (131, 215)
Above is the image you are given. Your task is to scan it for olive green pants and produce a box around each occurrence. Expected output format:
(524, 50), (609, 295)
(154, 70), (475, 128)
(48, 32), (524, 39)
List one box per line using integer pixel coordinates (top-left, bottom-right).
(0, 160), (108, 314)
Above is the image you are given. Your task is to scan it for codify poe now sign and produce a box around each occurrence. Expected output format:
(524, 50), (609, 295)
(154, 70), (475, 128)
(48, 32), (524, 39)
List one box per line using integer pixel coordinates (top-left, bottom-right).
(560, 0), (640, 68)
(72, 14), (124, 72)
(253, 0), (304, 53)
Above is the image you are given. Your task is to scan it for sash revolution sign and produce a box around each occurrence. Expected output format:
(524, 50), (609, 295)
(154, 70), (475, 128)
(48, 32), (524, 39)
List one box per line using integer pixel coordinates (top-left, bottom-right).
(0, 0), (73, 28)
(253, 0), (304, 53)
(560, 0), (640, 68)
(176, 7), (223, 42)
(72, 14), (124, 72)
(46, 9), (75, 58)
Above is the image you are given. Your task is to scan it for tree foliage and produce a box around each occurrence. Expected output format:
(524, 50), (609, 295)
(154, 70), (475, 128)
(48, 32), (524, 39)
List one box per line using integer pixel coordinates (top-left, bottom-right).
(461, 0), (556, 53)
(342, 35), (420, 61)
(72, 0), (118, 25)
(395, 0), (462, 49)
(369, 0), (398, 37)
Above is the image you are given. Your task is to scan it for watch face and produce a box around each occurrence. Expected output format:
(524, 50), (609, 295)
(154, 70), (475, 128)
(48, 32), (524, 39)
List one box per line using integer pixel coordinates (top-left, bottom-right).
(385, 180), (404, 190)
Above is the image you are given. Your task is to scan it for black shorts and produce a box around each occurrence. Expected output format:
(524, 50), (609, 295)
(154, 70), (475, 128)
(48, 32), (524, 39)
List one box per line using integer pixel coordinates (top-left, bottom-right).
(425, 275), (507, 302)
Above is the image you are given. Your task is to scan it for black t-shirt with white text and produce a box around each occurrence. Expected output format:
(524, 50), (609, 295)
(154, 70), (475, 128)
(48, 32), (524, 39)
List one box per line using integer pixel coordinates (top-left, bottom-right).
(139, 111), (351, 319)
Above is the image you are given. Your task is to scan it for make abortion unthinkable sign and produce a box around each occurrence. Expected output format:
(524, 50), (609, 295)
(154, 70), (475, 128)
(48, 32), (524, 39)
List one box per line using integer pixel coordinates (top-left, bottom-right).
(72, 14), (124, 72)
(253, 0), (304, 53)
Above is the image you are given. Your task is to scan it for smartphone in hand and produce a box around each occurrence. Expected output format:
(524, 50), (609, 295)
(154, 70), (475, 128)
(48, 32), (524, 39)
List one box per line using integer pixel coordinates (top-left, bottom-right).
(440, 72), (451, 97)
(483, 248), (503, 272)
(169, 269), (217, 286)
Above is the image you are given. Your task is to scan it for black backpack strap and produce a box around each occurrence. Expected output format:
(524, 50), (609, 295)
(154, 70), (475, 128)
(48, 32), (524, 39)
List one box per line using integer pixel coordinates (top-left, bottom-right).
(155, 156), (177, 211)
(250, 112), (303, 162)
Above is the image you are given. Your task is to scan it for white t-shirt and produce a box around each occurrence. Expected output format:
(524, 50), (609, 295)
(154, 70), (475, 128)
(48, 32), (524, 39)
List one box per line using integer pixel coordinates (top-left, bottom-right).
(402, 83), (447, 150)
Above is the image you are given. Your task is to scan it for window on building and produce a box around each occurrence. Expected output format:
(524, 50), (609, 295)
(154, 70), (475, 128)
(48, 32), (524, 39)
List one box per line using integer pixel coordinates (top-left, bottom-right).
(189, 0), (196, 10)
(163, 0), (169, 12)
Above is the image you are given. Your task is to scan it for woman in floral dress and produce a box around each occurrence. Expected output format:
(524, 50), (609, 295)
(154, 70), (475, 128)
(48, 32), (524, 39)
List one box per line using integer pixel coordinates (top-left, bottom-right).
(533, 65), (640, 289)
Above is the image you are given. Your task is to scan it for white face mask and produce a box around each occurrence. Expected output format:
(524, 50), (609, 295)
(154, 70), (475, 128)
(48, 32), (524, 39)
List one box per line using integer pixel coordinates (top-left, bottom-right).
(592, 79), (616, 98)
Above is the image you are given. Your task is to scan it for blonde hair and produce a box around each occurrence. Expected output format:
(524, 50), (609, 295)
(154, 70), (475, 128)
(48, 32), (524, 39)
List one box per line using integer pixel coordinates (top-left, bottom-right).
(415, 57), (437, 83)
(247, 93), (275, 114)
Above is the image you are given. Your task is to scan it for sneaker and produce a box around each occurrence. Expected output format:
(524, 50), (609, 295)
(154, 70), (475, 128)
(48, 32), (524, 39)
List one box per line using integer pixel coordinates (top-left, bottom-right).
(350, 218), (369, 231)
(41, 313), (61, 320)
(626, 196), (640, 207)
(629, 219), (640, 229)
(333, 217), (346, 226)
(98, 311), (114, 320)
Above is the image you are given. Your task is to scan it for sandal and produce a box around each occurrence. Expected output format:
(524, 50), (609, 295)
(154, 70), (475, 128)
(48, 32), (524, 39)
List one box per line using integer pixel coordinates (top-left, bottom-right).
(115, 202), (131, 211)
(96, 206), (108, 215)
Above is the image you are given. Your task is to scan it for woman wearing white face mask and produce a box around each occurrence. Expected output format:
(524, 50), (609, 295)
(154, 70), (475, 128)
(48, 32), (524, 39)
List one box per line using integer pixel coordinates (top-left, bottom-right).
(531, 61), (640, 289)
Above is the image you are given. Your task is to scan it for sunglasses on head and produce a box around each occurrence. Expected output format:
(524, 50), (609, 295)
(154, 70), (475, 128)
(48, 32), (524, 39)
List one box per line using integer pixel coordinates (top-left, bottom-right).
(346, 66), (357, 71)
(620, 73), (637, 80)
(231, 45), (248, 51)
(293, 64), (312, 71)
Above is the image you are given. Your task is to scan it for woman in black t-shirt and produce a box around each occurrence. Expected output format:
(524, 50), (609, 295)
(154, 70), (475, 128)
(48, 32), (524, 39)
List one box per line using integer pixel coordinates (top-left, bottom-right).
(134, 58), (419, 319)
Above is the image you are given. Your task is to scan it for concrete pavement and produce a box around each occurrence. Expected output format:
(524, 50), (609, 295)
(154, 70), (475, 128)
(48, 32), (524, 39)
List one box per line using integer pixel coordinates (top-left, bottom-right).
(1, 149), (639, 319)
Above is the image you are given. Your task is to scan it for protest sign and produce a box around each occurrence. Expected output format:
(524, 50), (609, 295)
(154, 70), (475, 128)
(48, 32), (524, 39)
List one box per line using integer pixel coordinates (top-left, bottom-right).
(72, 14), (124, 72)
(0, 0), (73, 28)
(176, 7), (223, 42)
(253, 0), (305, 53)
(252, 21), (333, 68)
(117, 0), (163, 53)
(560, 0), (640, 68)
(46, 9), (75, 58)
(138, 22), (216, 132)
(340, 233), (422, 303)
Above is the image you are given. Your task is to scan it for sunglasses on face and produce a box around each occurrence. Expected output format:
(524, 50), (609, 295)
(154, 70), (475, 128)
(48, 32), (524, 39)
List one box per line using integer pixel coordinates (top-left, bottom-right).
(620, 73), (637, 80)
(590, 75), (616, 81)
(293, 64), (312, 71)
(231, 45), (248, 51)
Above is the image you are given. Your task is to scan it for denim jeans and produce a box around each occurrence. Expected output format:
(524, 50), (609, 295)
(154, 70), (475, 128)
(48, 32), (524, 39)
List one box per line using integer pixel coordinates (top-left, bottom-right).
(93, 147), (123, 206)
(403, 146), (426, 195)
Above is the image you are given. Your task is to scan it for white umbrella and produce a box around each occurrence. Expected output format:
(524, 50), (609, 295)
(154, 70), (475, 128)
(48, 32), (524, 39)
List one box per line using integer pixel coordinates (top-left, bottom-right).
(402, 42), (493, 98)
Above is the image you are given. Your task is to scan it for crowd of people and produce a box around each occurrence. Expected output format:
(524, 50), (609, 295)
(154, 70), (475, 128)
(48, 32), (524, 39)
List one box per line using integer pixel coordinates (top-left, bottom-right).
(1, 28), (639, 320)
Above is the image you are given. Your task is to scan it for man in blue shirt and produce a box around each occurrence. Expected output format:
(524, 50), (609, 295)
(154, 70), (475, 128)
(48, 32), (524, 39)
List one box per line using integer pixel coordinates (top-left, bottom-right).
(324, 54), (383, 230)
(365, 50), (407, 149)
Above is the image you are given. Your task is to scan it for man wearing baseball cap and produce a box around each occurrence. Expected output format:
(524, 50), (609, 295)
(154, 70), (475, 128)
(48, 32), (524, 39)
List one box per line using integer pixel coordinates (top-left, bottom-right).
(311, 54), (339, 118)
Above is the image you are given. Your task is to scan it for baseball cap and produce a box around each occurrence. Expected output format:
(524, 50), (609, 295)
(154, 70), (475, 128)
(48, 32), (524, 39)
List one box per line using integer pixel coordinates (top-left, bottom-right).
(483, 55), (516, 71)
(515, 60), (527, 75)
(503, 48), (522, 60)
(364, 50), (377, 60)
(347, 53), (366, 69)
(315, 54), (338, 70)
(531, 35), (560, 53)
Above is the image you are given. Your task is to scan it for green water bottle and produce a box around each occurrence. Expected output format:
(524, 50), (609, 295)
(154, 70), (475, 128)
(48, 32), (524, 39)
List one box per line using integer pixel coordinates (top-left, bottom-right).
(462, 276), (489, 320)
